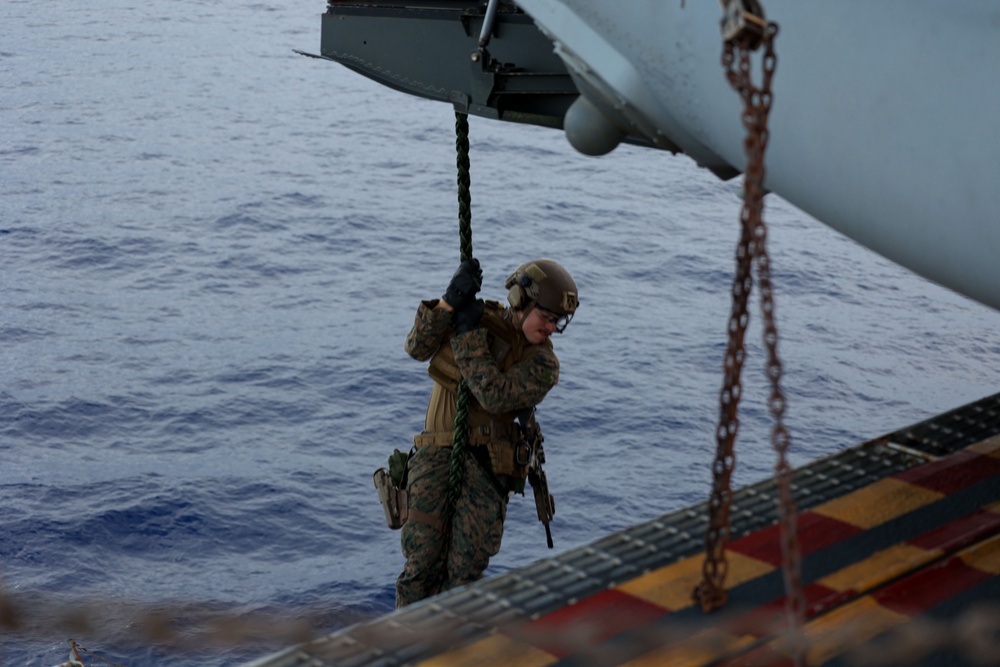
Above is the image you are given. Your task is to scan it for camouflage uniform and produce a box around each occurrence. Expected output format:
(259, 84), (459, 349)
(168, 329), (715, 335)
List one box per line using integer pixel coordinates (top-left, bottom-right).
(395, 299), (559, 607)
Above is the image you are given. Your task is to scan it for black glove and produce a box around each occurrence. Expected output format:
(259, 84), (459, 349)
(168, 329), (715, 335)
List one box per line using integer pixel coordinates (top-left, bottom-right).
(442, 258), (482, 311)
(452, 299), (484, 335)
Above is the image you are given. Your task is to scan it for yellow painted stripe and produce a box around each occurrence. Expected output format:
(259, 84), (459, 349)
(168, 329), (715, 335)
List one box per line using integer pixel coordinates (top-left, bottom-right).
(415, 632), (556, 667)
(617, 551), (773, 610)
(817, 543), (934, 593)
(744, 535), (1000, 666)
(416, 440), (1000, 667)
(812, 477), (943, 529)
(968, 434), (1000, 457)
(959, 531), (1000, 574)
(805, 597), (910, 665)
(620, 627), (755, 667)
(413, 551), (772, 666)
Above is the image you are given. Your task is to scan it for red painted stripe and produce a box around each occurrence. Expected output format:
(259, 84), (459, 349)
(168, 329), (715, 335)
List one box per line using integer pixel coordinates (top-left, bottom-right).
(723, 583), (842, 638)
(806, 586), (858, 618)
(908, 509), (1000, 552)
(728, 513), (862, 566)
(894, 449), (1000, 494)
(517, 588), (667, 658)
(516, 494), (997, 663)
(872, 554), (991, 615)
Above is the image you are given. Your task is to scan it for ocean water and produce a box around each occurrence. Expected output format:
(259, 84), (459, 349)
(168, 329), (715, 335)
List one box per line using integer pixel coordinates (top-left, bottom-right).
(3, 2), (1000, 665)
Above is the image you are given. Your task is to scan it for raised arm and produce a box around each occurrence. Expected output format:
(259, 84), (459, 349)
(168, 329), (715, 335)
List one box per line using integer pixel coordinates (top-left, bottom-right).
(451, 329), (559, 414)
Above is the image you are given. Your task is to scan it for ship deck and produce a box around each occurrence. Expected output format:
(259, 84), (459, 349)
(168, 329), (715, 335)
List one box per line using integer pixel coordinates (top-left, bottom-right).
(245, 392), (1000, 667)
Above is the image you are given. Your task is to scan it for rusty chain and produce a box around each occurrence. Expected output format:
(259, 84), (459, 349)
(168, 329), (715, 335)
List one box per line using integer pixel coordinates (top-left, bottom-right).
(695, 19), (806, 665)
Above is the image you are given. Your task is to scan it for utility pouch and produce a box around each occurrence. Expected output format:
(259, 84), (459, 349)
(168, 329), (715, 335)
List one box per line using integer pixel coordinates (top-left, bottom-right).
(374, 448), (411, 530)
(388, 448), (410, 488)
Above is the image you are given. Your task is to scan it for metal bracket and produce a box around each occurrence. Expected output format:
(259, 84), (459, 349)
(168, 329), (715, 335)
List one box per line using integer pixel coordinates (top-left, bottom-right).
(469, 47), (498, 111)
(719, 0), (767, 49)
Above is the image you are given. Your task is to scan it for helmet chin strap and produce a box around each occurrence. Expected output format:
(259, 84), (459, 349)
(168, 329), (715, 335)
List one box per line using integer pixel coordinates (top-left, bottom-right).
(510, 299), (536, 333)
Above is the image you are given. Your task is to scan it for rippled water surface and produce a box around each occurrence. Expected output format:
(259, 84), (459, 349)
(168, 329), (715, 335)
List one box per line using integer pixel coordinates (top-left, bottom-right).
(3, 2), (1000, 665)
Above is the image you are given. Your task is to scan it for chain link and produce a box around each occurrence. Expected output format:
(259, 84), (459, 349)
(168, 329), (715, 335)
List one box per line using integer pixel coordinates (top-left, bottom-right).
(696, 22), (806, 666)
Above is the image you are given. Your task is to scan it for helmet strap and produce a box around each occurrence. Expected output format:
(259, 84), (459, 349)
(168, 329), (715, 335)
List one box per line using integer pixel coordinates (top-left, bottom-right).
(510, 299), (536, 334)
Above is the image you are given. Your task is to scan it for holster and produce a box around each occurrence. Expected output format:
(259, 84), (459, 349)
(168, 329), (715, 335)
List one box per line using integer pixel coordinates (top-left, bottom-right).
(374, 468), (408, 529)
(374, 449), (411, 530)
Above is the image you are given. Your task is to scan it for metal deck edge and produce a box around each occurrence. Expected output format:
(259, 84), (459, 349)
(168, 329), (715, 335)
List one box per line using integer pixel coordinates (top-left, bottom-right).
(242, 391), (1000, 667)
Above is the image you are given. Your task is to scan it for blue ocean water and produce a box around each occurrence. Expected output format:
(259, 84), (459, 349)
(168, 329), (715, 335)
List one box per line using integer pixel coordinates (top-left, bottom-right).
(3, 2), (1000, 665)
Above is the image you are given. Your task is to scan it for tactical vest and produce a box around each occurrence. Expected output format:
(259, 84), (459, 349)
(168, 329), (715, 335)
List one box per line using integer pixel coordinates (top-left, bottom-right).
(413, 300), (549, 479)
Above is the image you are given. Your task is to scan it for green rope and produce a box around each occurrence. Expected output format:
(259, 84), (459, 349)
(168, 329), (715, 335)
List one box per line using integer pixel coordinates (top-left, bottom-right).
(455, 113), (474, 263)
(444, 112), (474, 529)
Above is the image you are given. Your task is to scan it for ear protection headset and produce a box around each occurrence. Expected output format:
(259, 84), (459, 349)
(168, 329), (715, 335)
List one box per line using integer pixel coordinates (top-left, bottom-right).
(505, 263), (546, 309)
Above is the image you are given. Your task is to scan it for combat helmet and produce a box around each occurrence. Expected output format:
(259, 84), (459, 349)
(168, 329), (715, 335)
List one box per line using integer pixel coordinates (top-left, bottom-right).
(505, 258), (579, 333)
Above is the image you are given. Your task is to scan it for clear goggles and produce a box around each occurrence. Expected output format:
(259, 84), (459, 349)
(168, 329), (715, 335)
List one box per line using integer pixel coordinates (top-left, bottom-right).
(536, 306), (573, 333)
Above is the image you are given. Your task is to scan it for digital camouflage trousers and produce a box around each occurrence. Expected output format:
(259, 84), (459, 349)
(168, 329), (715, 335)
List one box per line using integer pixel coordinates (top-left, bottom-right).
(395, 445), (507, 608)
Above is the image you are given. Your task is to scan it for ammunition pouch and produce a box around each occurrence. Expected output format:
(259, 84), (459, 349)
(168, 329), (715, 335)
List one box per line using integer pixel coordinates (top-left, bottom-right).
(413, 420), (529, 480)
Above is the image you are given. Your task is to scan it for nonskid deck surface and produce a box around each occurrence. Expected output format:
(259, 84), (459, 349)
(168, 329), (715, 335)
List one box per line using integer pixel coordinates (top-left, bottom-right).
(245, 393), (1000, 667)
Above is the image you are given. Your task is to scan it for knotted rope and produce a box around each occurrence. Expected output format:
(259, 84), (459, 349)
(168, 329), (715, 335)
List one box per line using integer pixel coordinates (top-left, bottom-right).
(443, 111), (474, 529)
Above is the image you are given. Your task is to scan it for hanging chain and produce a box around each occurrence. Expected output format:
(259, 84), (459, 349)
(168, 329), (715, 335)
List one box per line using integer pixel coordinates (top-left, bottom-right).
(696, 22), (806, 665)
(735, 25), (807, 663)
(694, 24), (777, 616)
(444, 112), (475, 531)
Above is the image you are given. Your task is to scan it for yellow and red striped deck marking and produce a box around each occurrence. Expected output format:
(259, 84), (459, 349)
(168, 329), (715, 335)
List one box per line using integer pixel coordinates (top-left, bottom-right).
(412, 438), (1000, 666)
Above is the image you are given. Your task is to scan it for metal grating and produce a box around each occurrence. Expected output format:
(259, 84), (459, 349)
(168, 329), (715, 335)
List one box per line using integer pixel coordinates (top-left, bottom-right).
(242, 391), (1000, 667)
(885, 391), (1000, 457)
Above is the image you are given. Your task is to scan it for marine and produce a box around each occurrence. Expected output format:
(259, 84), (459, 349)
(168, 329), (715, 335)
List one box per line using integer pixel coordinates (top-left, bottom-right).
(393, 257), (579, 607)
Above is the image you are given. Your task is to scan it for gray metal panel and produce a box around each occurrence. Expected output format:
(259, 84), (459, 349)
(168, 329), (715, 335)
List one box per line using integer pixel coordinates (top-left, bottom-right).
(516, 0), (1000, 313)
(320, 3), (577, 127)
